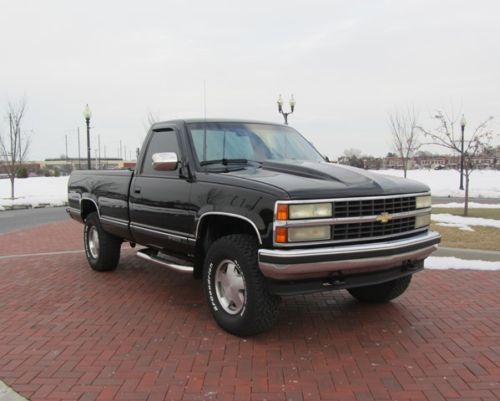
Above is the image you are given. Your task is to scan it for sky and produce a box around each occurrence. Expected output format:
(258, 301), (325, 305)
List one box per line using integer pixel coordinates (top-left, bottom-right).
(1, 0), (499, 161)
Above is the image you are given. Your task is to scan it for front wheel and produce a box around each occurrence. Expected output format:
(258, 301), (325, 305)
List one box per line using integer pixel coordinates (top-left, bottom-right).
(203, 234), (281, 336)
(84, 212), (122, 272)
(347, 275), (412, 303)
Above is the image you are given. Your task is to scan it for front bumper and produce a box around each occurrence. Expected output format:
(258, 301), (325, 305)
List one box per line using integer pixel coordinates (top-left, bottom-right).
(258, 230), (441, 281)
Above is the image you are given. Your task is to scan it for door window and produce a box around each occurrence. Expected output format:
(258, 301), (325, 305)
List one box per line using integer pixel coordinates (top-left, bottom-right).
(141, 129), (180, 176)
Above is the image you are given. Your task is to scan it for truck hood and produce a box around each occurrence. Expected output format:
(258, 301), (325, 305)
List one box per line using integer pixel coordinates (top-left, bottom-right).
(224, 161), (429, 199)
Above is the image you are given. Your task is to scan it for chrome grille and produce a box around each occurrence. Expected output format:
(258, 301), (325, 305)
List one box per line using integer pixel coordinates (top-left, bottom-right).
(333, 216), (416, 241)
(333, 196), (416, 218)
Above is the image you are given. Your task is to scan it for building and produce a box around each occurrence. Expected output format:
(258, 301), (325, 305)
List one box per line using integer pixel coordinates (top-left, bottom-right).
(43, 157), (132, 172)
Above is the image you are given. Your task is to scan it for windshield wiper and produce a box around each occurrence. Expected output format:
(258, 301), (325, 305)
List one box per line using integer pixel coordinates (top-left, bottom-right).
(200, 158), (248, 166)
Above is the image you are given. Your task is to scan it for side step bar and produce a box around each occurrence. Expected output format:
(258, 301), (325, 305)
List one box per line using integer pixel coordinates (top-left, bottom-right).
(136, 249), (194, 273)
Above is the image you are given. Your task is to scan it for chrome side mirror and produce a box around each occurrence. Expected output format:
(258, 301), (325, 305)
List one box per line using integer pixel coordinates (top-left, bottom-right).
(152, 152), (178, 171)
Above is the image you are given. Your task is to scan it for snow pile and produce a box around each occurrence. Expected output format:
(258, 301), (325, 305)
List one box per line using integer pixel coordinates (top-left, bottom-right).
(434, 202), (500, 209)
(426, 256), (500, 271)
(0, 176), (69, 210)
(373, 169), (500, 198)
(432, 213), (500, 231)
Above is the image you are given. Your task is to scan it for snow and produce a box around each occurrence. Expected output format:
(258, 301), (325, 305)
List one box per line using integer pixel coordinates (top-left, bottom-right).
(372, 169), (500, 198)
(433, 202), (500, 209)
(0, 176), (69, 210)
(1, 169), (500, 211)
(426, 256), (500, 271)
(432, 213), (500, 231)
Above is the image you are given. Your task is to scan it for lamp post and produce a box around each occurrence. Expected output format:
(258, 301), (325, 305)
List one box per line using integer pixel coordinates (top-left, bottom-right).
(460, 114), (466, 190)
(277, 94), (295, 125)
(83, 104), (92, 169)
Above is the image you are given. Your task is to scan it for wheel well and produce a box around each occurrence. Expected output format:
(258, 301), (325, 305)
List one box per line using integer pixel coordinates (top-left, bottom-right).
(81, 199), (98, 220)
(193, 215), (260, 279)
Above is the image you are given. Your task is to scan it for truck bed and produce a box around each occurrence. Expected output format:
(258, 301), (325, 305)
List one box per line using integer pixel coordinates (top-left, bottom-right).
(68, 169), (134, 238)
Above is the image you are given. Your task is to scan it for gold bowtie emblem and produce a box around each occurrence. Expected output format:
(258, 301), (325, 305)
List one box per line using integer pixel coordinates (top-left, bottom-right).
(376, 212), (393, 224)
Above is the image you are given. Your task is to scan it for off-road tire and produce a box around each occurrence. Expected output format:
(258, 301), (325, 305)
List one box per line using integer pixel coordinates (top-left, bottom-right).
(347, 275), (412, 303)
(84, 212), (121, 272)
(203, 234), (281, 336)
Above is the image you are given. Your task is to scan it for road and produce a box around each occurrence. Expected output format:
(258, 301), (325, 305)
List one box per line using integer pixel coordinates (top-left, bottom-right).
(0, 206), (68, 234)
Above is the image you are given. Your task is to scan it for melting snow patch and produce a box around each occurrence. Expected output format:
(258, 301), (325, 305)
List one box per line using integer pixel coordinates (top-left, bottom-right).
(436, 222), (475, 231)
(426, 256), (500, 271)
(432, 213), (500, 229)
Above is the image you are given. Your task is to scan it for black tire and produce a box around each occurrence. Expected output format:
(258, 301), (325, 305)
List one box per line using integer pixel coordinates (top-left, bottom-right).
(347, 275), (412, 303)
(83, 212), (121, 272)
(203, 234), (281, 336)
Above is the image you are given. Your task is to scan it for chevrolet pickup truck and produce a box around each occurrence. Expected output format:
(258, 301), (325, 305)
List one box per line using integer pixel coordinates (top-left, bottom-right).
(68, 119), (441, 336)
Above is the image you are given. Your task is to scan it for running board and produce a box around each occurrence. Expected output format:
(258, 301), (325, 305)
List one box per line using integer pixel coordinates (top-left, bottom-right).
(136, 249), (194, 273)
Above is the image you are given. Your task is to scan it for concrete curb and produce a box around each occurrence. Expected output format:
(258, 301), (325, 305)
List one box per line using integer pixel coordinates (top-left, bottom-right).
(435, 246), (500, 262)
(0, 380), (27, 401)
(0, 202), (68, 212)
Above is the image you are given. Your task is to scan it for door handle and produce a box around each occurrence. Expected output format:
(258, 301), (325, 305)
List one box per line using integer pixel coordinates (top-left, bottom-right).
(133, 186), (142, 194)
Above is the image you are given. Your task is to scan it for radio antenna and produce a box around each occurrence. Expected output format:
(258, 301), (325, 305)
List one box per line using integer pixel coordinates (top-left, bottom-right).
(203, 80), (207, 162)
(203, 80), (207, 120)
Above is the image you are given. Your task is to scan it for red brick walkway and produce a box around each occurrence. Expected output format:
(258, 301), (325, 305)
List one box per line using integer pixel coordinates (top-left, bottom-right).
(0, 221), (499, 401)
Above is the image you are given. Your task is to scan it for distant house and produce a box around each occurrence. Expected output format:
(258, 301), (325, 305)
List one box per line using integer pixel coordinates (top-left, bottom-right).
(382, 153), (497, 170)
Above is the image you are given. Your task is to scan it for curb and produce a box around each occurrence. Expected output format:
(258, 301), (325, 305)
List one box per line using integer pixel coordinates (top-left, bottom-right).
(0, 380), (27, 401)
(0, 202), (68, 212)
(435, 246), (500, 262)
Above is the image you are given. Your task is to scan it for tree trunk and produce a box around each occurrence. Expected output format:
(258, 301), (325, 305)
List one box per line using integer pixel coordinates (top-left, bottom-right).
(10, 176), (15, 200)
(402, 157), (407, 178)
(464, 174), (470, 216)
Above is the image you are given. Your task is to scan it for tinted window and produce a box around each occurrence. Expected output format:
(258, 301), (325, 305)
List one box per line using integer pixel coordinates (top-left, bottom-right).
(141, 129), (180, 176)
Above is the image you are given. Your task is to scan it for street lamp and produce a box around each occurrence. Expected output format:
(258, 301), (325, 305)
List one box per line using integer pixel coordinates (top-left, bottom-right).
(460, 114), (466, 190)
(83, 104), (92, 169)
(277, 94), (295, 125)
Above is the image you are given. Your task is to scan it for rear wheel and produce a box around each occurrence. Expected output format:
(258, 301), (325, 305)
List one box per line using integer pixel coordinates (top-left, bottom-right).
(203, 234), (281, 336)
(347, 275), (412, 303)
(84, 212), (121, 272)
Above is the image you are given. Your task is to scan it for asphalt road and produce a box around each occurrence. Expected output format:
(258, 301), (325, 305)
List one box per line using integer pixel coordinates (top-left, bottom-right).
(0, 207), (68, 234)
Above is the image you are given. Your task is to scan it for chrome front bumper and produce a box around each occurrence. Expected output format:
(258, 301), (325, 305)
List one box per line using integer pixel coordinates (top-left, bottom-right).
(258, 231), (441, 280)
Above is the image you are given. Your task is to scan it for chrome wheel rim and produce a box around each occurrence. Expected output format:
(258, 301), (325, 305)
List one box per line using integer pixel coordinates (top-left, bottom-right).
(88, 226), (100, 259)
(214, 259), (246, 315)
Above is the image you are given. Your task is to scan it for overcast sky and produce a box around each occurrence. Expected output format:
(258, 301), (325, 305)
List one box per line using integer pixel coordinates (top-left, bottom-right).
(1, 0), (499, 161)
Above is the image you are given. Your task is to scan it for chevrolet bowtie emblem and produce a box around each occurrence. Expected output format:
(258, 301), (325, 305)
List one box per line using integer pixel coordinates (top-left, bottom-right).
(376, 212), (393, 224)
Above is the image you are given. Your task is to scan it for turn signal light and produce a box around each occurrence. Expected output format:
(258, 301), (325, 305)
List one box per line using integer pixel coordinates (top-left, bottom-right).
(275, 227), (288, 243)
(276, 204), (289, 221)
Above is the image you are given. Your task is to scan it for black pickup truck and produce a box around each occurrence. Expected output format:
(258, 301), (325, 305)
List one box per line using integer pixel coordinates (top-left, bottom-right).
(68, 119), (441, 336)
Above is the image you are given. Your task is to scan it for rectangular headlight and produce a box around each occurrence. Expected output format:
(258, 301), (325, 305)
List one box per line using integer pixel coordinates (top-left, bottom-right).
(416, 195), (431, 209)
(289, 203), (332, 219)
(415, 214), (431, 228)
(288, 226), (331, 242)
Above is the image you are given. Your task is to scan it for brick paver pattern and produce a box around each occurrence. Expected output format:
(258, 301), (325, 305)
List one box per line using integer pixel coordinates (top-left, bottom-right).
(0, 220), (499, 401)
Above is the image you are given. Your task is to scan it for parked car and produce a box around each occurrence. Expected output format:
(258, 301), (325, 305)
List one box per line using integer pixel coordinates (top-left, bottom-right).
(68, 119), (440, 336)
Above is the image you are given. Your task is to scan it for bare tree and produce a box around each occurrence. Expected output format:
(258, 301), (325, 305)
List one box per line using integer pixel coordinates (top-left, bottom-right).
(388, 107), (420, 178)
(0, 98), (31, 199)
(418, 111), (495, 216)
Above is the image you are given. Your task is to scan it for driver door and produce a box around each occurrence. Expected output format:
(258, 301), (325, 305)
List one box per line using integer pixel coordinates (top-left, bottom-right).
(129, 126), (193, 254)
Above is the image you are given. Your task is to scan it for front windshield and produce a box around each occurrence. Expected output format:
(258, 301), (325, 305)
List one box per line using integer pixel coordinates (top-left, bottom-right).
(187, 122), (324, 165)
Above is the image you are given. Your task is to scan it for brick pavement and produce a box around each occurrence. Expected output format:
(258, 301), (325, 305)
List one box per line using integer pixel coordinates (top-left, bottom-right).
(0, 220), (499, 401)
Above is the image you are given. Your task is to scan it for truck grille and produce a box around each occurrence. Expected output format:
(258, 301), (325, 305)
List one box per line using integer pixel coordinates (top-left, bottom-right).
(333, 216), (416, 241)
(333, 196), (416, 218)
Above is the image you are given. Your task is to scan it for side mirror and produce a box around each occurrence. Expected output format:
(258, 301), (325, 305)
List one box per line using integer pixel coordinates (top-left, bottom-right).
(152, 152), (178, 171)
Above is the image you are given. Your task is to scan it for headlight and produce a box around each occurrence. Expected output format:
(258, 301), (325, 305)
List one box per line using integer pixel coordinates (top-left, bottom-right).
(288, 226), (331, 242)
(289, 203), (332, 219)
(416, 195), (431, 209)
(415, 214), (431, 228)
